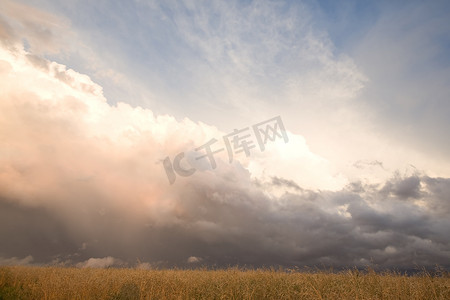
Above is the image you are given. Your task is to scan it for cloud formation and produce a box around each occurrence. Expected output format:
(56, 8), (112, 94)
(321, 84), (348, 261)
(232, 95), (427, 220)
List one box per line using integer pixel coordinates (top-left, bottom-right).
(1, 43), (449, 269)
(0, 0), (70, 54)
(76, 257), (118, 269)
(0, 0), (449, 271)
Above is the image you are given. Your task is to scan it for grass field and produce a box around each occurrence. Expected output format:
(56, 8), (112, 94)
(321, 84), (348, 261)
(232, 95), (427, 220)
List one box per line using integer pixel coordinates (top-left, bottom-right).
(0, 266), (449, 299)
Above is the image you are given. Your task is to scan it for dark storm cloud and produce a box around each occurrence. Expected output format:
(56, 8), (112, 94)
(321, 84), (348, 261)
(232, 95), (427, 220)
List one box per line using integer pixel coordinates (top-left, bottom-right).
(380, 175), (422, 199)
(0, 198), (75, 262)
(422, 176), (450, 215)
(1, 169), (449, 270)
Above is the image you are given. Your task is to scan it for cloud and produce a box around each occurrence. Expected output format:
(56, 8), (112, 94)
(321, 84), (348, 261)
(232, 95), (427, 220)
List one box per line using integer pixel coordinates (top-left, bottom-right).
(353, 160), (385, 170)
(1, 39), (450, 270)
(270, 176), (302, 192)
(0, 255), (33, 266)
(136, 262), (153, 270)
(160, 0), (368, 124)
(77, 256), (117, 268)
(187, 256), (202, 264)
(353, 0), (450, 162)
(0, 0), (71, 54)
(382, 175), (422, 200)
(0, 1), (449, 272)
(421, 176), (450, 216)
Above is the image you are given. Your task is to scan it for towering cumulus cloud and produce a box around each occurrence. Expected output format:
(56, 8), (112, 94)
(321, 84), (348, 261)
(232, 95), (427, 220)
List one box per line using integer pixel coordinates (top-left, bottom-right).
(0, 0), (449, 271)
(1, 44), (449, 270)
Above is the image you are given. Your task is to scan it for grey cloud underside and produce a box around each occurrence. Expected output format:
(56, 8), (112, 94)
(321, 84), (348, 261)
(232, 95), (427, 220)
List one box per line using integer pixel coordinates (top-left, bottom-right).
(1, 173), (449, 270)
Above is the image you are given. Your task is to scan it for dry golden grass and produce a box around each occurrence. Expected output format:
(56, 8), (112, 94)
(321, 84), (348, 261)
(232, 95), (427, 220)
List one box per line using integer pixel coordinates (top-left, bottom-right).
(0, 266), (449, 299)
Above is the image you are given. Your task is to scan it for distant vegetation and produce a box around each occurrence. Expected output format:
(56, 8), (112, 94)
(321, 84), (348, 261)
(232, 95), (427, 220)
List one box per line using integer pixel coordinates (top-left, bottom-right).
(0, 266), (449, 299)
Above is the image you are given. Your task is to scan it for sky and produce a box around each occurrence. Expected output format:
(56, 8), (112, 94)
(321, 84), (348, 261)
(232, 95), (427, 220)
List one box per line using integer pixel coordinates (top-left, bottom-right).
(0, 0), (449, 270)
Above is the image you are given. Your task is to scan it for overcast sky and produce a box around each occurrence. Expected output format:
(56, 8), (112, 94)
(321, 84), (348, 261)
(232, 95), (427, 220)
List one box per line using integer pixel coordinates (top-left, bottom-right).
(1, 0), (449, 270)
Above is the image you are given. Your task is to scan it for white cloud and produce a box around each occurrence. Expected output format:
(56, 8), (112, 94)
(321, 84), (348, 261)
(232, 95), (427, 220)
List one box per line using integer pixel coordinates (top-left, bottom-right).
(187, 256), (202, 264)
(77, 256), (117, 268)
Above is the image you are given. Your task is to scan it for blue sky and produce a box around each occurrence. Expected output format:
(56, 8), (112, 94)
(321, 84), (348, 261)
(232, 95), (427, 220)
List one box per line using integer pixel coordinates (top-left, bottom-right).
(1, 0), (450, 269)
